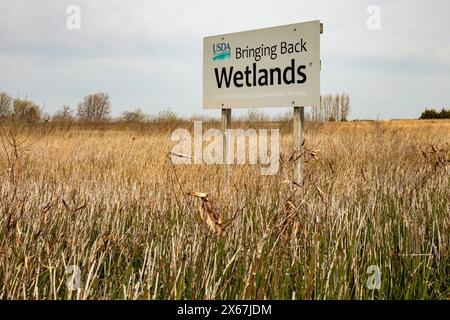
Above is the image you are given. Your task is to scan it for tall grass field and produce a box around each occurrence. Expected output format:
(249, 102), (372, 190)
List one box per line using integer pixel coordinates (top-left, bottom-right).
(0, 119), (448, 299)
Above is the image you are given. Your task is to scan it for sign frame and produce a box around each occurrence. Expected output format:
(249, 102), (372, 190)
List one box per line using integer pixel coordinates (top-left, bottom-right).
(203, 20), (321, 110)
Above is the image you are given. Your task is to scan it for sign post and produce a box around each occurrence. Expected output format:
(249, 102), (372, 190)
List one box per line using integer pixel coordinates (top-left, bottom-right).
(221, 108), (231, 190)
(293, 106), (304, 186)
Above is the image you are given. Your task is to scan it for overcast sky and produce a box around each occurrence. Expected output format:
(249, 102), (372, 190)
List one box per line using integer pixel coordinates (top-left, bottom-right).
(1, 0), (449, 119)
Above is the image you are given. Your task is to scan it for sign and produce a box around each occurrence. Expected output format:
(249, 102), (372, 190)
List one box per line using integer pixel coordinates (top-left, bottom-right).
(203, 20), (321, 109)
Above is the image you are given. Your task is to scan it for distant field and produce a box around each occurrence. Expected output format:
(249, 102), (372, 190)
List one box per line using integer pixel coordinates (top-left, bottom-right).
(0, 119), (449, 299)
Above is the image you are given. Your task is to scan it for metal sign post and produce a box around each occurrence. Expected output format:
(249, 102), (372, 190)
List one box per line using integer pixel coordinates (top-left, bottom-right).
(221, 108), (231, 191)
(293, 106), (305, 187)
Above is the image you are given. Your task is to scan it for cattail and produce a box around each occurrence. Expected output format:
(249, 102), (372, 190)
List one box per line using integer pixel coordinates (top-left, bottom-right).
(187, 192), (224, 235)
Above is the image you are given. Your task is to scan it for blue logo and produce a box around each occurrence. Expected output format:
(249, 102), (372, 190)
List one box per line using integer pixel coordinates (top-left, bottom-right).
(213, 42), (231, 61)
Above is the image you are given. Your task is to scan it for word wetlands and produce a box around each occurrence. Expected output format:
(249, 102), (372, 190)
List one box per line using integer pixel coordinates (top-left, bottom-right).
(215, 59), (307, 89)
(170, 121), (279, 175)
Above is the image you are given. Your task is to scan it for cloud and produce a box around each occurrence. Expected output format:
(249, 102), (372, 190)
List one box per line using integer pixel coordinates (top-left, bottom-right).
(0, 0), (449, 119)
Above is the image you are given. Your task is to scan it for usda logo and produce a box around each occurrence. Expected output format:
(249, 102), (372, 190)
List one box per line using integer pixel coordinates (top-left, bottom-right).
(213, 42), (231, 61)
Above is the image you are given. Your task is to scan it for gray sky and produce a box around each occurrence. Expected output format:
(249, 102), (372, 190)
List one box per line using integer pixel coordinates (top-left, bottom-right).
(1, 0), (449, 119)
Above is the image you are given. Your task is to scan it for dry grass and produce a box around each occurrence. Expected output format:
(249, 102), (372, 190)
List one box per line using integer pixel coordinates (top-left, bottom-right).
(0, 119), (449, 299)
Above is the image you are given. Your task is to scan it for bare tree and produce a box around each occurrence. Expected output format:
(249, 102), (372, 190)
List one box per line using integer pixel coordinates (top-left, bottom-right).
(322, 94), (333, 122)
(52, 105), (75, 122)
(77, 93), (111, 122)
(340, 93), (350, 121)
(332, 94), (340, 121)
(0, 92), (12, 117)
(310, 92), (350, 122)
(153, 109), (178, 122)
(121, 108), (148, 123)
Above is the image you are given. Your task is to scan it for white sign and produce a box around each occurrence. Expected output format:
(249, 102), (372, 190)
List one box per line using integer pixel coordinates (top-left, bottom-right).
(203, 20), (321, 109)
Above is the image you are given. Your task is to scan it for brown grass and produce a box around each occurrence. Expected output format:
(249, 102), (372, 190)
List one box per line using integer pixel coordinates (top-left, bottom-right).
(0, 119), (449, 299)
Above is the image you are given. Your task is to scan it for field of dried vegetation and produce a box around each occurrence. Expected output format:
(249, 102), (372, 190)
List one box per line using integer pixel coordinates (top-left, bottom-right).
(0, 119), (449, 299)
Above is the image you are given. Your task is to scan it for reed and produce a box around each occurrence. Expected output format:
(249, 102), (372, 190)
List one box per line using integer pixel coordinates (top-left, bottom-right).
(0, 119), (448, 299)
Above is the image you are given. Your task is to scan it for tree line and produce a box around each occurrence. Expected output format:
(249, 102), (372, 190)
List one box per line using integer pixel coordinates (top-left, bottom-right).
(0, 91), (351, 123)
(0, 92), (149, 123)
(0, 93), (42, 123)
